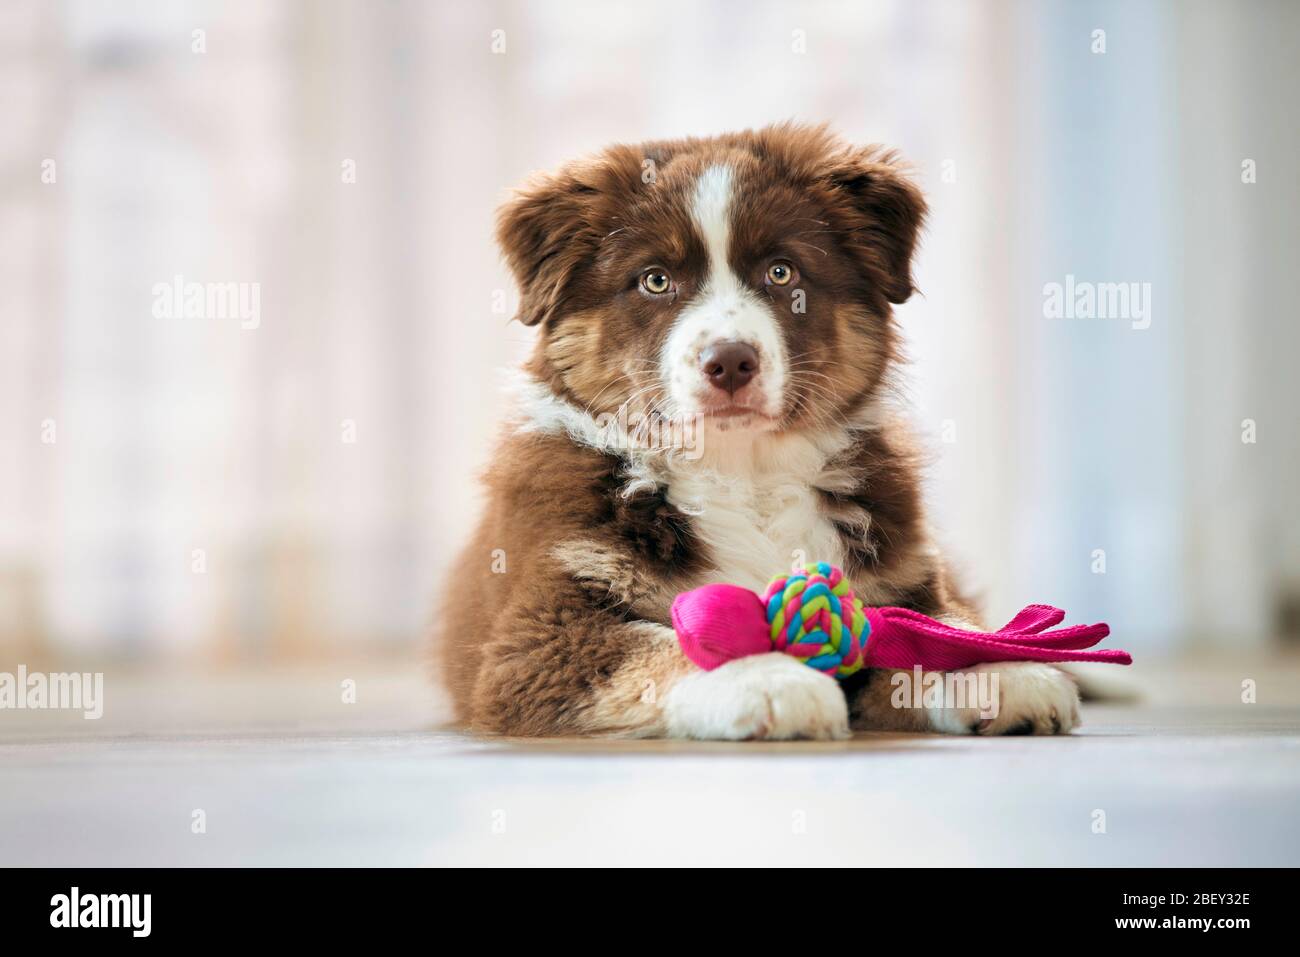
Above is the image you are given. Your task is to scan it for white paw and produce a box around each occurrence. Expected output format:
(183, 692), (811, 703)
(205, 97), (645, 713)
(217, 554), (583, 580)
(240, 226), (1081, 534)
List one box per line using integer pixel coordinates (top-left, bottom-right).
(664, 653), (850, 741)
(928, 662), (1080, 736)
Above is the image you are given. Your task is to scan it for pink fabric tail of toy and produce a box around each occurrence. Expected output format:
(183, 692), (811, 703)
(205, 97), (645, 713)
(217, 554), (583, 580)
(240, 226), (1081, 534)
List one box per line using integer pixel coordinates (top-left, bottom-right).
(861, 606), (1132, 670)
(998, 604), (1066, 634)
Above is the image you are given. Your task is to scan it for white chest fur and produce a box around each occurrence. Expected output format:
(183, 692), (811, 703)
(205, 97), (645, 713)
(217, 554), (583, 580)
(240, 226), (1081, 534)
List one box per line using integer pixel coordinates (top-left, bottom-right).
(509, 374), (860, 593)
(661, 429), (847, 592)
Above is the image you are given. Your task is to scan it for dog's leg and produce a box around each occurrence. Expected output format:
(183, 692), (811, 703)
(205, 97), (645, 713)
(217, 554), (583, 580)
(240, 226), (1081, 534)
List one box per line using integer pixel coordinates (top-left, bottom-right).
(850, 662), (1080, 735)
(592, 632), (855, 740)
(949, 661), (1080, 735)
(846, 602), (1082, 735)
(661, 652), (850, 741)
(578, 624), (849, 740)
(469, 602), (848, 739)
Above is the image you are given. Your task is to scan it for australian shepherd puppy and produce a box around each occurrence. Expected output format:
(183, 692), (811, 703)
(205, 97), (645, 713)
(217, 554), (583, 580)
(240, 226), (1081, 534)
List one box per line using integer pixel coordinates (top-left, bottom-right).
(435, 123), (1080, 739)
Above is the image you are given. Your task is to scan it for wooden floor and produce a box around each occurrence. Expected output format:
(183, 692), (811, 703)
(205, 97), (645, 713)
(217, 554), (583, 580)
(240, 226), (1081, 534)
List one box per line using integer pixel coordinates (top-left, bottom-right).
(2, 657), (1298, 866)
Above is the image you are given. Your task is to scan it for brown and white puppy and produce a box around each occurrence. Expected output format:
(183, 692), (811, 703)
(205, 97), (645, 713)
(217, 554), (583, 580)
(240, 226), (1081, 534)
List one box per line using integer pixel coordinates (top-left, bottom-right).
(435, 123), (1079, 739)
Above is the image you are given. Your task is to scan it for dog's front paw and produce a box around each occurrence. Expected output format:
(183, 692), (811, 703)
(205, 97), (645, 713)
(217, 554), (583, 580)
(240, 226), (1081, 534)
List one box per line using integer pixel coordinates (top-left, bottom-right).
(664, 653), (850, 741)
(930, 660), (1081, 738)
(971, 662), (1080, 735)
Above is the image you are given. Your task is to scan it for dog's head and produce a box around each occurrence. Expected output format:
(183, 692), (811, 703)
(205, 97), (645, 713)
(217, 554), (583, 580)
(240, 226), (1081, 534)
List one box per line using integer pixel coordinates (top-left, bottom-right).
(499, 124), (926, 437)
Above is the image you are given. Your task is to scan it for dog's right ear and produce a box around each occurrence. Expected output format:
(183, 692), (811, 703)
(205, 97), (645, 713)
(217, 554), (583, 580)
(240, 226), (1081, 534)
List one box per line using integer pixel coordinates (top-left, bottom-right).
(496, 165), (604, 328)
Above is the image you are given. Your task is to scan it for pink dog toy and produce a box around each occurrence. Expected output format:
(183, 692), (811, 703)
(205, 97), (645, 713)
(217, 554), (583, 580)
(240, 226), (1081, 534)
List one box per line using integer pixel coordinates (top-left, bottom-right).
(672, 562), (1132, 678)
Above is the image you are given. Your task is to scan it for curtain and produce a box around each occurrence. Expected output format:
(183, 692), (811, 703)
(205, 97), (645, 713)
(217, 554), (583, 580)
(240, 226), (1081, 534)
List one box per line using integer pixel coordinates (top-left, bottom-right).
(1, 0), (1295, 663)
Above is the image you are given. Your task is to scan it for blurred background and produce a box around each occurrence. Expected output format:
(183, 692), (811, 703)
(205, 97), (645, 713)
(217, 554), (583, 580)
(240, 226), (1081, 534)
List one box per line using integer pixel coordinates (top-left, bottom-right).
(2, 0), (1297, 679)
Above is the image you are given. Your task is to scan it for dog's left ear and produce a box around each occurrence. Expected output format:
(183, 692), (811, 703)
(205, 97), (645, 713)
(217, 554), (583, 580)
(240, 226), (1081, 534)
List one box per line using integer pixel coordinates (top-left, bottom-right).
(823, 148), (928, 305)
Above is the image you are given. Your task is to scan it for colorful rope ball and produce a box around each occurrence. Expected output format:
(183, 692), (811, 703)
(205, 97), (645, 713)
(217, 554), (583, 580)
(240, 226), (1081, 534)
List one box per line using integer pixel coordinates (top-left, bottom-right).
(761, 562), (870, 678)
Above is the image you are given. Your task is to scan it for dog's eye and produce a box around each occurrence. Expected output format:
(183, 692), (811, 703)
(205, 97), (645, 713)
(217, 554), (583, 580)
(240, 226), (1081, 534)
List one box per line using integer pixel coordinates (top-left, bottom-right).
(640, 269), (672, 295)
(766, 261), (795, 286)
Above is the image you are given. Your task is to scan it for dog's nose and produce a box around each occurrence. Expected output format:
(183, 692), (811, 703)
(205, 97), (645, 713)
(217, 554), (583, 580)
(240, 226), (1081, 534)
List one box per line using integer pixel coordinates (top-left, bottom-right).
(700, 341), (760, 395)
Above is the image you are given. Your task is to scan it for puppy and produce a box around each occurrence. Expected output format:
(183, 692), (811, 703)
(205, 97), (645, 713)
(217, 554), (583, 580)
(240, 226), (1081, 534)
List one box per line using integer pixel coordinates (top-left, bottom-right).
(435, 123), (1079, 739)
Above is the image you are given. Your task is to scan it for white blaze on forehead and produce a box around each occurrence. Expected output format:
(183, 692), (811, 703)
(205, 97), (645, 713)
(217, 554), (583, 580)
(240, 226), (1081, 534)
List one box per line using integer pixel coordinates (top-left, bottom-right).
(661, 164), (788, 418)
(693, 165), (735, 283)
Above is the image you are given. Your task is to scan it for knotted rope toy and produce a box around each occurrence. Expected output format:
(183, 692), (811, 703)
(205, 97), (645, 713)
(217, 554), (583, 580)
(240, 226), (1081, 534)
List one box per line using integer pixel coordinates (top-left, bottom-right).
(671, 562), (1132, 677)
